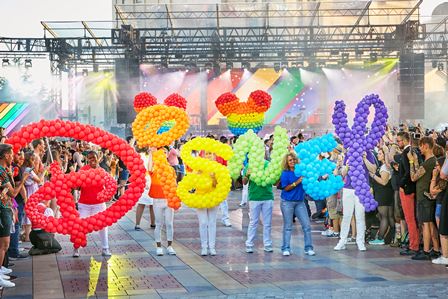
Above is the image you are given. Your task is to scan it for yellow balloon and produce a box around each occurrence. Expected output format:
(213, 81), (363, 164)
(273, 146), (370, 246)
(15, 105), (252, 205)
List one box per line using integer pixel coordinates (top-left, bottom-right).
(177, 138), (233, 208)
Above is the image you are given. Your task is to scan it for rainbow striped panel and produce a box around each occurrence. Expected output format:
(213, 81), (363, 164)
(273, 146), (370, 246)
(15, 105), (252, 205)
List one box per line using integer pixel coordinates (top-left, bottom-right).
(157, 120), (175, 134)
(0, 102), (31, 135)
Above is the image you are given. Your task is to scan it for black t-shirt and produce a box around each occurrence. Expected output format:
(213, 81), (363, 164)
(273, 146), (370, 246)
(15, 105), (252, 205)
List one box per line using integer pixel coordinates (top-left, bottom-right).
(118, 159), (127, 171)
(100, 159), (111, 173)
(12, 163), (25, 205)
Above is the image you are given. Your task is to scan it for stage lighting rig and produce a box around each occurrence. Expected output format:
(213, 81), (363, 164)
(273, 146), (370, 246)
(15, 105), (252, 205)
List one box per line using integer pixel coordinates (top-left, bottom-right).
(24, 59), (32, 68)
(341, 53), (349, 65)
(242, 61), (251, 70)
(274, 63), (281, 73)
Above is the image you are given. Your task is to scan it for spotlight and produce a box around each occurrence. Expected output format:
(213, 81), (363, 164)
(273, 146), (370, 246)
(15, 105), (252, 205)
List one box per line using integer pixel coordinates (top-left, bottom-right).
(82, 69), (88, 77)
(341, 53), (349, 65)
(370, 53), (378, 63)
(242, 61), (250, 70)
(0, 76), (6, 90)
(438, 62), (444, 71)
(24, 58), (32, 68)
(103, 69), (112, 78)
(226, 61), (233, 70)
(2, 58), (10, 66)
(205, 62), (213, 73)
(274, 63), (281, 73)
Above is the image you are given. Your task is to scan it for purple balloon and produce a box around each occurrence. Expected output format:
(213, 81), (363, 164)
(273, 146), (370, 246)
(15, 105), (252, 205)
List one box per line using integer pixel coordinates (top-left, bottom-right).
(332, 94), (388, 211)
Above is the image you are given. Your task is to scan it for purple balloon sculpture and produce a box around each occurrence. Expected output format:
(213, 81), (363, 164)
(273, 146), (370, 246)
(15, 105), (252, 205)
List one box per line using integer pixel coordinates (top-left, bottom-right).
(332, 94), (388, 212)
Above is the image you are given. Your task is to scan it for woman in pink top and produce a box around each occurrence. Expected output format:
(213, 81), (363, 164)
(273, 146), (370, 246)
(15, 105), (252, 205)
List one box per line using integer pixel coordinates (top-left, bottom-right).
(167, 143), (182, 182)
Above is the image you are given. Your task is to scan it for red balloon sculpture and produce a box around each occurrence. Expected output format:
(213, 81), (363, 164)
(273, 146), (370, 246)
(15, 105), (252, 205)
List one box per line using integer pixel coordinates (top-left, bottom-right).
(6, 119), (146, 248)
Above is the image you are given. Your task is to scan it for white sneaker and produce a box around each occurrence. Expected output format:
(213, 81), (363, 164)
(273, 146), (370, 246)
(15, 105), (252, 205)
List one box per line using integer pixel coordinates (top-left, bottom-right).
(357, 243), (367, 251)
(167, 246), (176, 255)
(305, 249), (316, 256)
(201, 248), (208, 256)
(282, 250), (291, 256)
(209, 248), (216, 256)
(321, 229), (334, 236)
(346, 237), (356, 244)
(432, 256), (448, 265)
(0, 278), (15, 288)
(72, 248), (80, 258)
(156, 247), (164, 256)
(334, 242), (346, 251)
(102, 248), (111, 257)
(1, 274), (10, 280)
(0, 266), (12, 275)
(245, 246), (254, 253)
(223, 220), (232, 227)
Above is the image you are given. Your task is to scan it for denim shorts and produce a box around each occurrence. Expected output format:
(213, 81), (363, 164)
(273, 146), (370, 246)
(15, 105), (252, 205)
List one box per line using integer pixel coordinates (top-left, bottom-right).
(436, 203), (442, 218)
(119, 169), (130, 181)
(0, 207), (12, 237)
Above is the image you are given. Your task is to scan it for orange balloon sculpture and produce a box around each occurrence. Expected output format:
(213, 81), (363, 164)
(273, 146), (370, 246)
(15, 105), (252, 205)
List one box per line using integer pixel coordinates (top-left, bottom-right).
(132, 92), (190, 210)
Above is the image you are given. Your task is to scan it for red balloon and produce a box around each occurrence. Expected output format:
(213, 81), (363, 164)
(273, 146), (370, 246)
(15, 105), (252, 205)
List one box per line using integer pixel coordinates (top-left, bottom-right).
(6, 120), (145, 248)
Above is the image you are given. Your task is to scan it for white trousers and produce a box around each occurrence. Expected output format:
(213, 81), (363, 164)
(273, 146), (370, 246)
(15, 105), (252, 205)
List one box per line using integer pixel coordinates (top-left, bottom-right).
(240, 184), (249, 205)
(153, 199), (174, 243)
(339, 188), (366, 246)
(78, 203), (109, 249)
(219, 200), (230, 222)
(196, 207), (218, 250)
(245, 200), (273, 247)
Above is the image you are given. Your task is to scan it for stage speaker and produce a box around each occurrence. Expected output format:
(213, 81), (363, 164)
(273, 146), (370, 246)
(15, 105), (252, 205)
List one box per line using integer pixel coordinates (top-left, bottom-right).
(115, 58), (140, 124)
(399, 53), (424, 120)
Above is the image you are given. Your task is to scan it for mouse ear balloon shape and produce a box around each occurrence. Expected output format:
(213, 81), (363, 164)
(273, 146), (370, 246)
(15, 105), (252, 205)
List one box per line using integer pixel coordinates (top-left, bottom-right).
(5, 120), (146, 249)
(332, 94), (388, 211)
(294, 134), (344, 200)
(215, 90), (271, 136)
(134, 92), (158, 112)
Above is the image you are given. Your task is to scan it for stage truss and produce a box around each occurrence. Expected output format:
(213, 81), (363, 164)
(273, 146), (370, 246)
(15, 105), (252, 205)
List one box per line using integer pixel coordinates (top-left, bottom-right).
(1, 0), (447, 117)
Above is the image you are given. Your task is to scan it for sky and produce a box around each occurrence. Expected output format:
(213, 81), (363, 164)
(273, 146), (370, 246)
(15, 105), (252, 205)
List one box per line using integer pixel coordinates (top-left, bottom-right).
(0, 0), (444, 37)
(0, 0), (112, 37)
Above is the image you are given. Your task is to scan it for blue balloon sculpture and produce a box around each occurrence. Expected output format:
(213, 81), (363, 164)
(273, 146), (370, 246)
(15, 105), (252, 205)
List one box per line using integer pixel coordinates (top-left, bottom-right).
(294, 134), (344, 200)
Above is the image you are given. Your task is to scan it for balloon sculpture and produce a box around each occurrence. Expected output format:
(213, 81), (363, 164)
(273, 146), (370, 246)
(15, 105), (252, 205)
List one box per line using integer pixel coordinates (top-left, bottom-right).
(228, 126), (289, 186)
(294, 134), (344, 200)
(6, 119), (146, 248)
(176, 137), (233, 208)
(332, 94), (388, 211)
(132, 92), (190, 210)
(215, 90), (271, 136)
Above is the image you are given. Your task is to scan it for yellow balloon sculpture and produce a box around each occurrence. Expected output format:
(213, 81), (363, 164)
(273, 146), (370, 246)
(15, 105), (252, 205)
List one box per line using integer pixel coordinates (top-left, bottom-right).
(177, 138), (234, 208)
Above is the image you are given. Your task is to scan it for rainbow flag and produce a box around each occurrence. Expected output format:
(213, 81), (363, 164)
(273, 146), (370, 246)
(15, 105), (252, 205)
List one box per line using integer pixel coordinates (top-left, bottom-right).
(0, 102), (31, 135)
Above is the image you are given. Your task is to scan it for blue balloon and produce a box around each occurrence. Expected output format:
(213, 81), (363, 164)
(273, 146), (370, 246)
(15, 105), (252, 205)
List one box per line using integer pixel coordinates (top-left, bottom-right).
(294, 134), (344, 200)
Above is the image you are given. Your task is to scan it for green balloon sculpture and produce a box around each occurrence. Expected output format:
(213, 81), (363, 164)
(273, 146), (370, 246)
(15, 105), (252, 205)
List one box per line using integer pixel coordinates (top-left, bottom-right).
(228, 126), (289, 187)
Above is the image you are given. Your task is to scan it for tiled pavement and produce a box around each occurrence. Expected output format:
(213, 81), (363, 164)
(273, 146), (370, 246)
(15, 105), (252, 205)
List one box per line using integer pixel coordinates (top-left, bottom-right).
(2, 190), (448, 299)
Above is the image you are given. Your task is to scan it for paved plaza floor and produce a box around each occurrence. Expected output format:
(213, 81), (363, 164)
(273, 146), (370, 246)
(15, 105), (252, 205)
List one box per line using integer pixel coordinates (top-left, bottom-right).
(2, 190), (448, 299)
